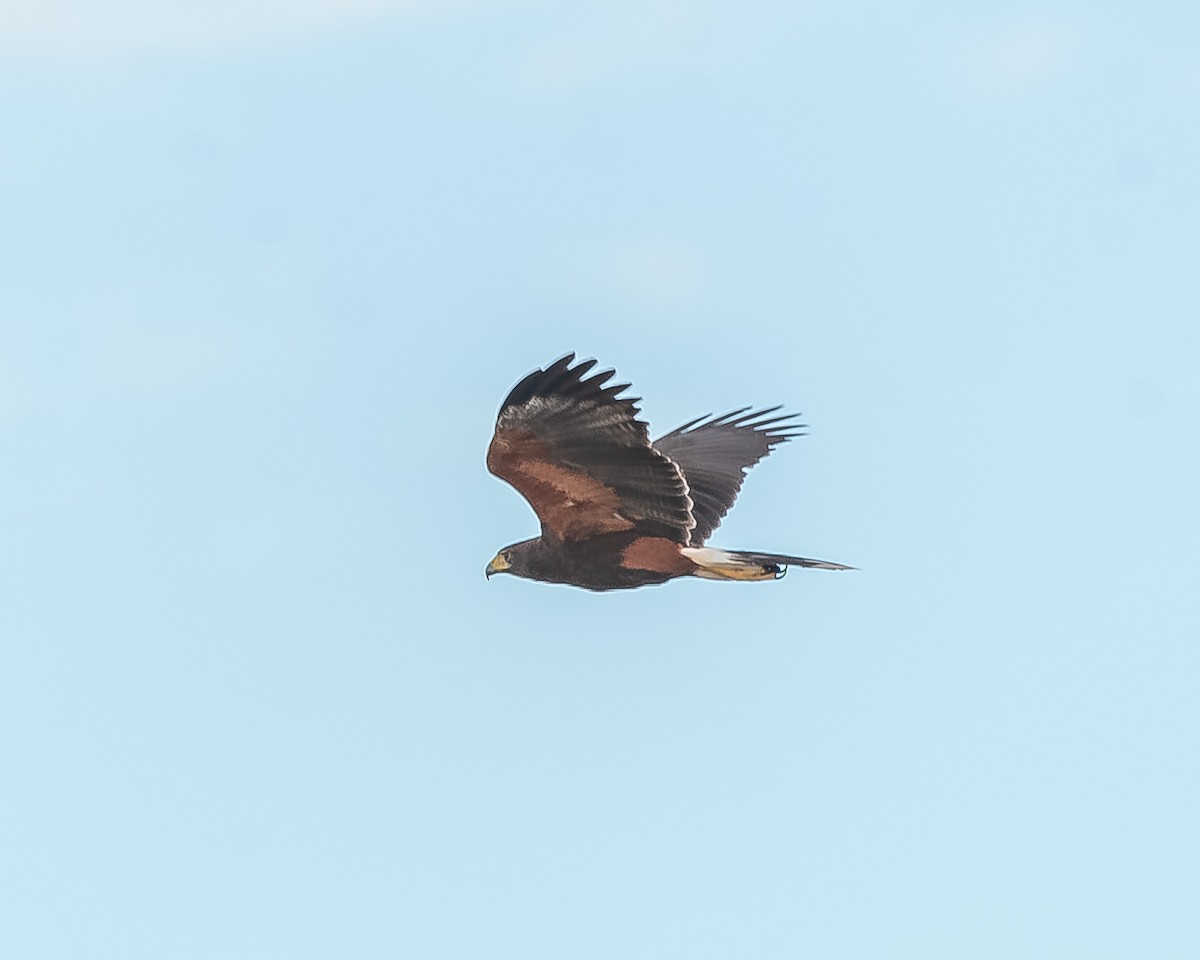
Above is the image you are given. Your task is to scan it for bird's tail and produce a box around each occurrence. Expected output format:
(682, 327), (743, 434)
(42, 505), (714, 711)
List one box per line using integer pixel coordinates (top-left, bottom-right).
(681, 546), (855, 581)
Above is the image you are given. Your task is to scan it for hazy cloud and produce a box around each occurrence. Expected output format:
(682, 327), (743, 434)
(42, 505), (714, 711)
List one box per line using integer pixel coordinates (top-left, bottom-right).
(950, 14), (1090, 99)
(505, 0), (817, 99)
(0, 0), (481, 59)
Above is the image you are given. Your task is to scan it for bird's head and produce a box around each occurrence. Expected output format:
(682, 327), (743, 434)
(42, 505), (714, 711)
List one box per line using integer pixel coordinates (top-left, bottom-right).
(485, 549), (512, 579)
(485, 538), (538, 580)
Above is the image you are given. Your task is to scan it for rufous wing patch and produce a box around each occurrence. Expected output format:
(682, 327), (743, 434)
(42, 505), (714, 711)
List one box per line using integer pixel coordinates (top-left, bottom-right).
(488, 428), (635, 541)
(620, 537), (694, 575)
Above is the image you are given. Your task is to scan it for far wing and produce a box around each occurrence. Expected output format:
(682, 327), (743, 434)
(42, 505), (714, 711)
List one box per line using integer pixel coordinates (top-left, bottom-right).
(487, 353), (695, 543)
(652, 407), (803, 545)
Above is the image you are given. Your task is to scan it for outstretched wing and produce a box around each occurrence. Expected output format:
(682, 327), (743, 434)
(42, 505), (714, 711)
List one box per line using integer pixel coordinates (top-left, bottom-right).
(487, 353), (695, 543)
(652, 407), (803, 545)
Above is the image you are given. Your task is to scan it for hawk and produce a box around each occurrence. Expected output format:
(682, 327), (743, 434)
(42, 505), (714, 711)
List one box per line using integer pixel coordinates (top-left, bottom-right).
(485, 353), (852, 590)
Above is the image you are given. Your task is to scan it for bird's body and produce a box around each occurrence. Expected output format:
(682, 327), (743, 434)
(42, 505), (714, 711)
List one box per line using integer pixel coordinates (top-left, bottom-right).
(485, 353), (851, 591)
(498, 532), (687, 591)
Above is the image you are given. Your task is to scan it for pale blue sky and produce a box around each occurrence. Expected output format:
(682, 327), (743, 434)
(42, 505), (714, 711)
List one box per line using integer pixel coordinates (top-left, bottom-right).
(2, 2), (1198, 958)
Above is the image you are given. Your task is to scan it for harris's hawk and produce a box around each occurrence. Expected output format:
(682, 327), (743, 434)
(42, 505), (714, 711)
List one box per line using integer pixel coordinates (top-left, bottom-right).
(485, 353), (852, 591)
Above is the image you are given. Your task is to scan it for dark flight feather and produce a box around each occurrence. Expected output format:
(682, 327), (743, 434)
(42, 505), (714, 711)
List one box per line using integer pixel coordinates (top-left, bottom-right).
(653, 406), (804, 545)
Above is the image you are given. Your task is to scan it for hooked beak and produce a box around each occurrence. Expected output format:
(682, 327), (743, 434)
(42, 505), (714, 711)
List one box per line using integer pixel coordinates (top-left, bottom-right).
(485, 552), (511, 579)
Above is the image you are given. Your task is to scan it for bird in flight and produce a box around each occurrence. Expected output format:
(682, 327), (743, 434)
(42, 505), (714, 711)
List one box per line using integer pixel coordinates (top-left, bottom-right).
(485, 353), (852, 591)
